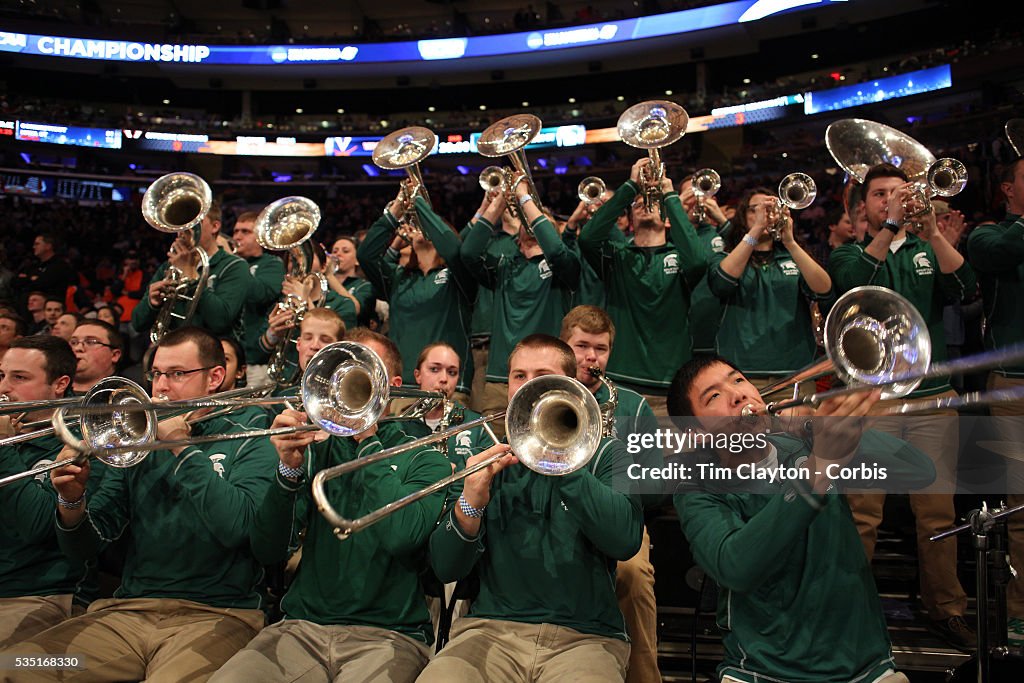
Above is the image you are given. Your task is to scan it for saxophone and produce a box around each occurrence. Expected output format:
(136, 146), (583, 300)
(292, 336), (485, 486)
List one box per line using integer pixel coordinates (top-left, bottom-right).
(589, 367), (618, 438)
(436, 399), (466, 459)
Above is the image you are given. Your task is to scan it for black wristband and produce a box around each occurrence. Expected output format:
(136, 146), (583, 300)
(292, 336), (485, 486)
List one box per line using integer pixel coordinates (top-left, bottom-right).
(881, 218), (901, 234)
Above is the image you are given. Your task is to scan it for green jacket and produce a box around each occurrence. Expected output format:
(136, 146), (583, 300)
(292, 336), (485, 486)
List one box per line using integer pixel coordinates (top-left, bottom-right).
(55, 406), (278, 609)
(429, 436), (643, 640)
(563, 227), (606, 308)
(325, 276), (373, 332)
(461, 215), (581, 383)
(690, 221), (730, 353)
(0, 435), (105, 604)
(578, 181), (706, 390)
(131, 248), (253, 342)
(829, 233), (976, 397)
(709, 245), (834, 377)
(250, 422), (451, 643)
(460, 225), (519, 339)
(358, 201), (476, 393)
(967, 212), (1024, 376)
(674, 431), (935, 683)
(241, 252), (285, 365)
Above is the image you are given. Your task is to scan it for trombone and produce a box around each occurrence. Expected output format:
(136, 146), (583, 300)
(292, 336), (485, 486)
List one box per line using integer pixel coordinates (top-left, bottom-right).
(477, 114), (545, 234)
(255, 195), (325, 385)
(744, 286), (1024, 417)
(142, 172), (214, 343)
(372, 126), (437, 233)
(0, 343), (444, 489)
(617, 100), (689, 213)
(313, 373), (603, 540)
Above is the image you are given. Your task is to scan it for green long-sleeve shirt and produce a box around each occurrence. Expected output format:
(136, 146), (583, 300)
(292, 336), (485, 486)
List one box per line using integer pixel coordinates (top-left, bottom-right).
(563, 228), (606, 308)
(578, 181), (706, 390)
(429, 436), (642, 639)
(241, 252), (285, 364)
(55, 406), (278, 609)
(690, 221), (730, 353)
(708, 245), (834, 377)
(0, 435), (105, 604)
(461, 215), (580, 383)
(967, 212), (1024, 376)
(829, 234), (976, 397)
(358, 202), (476, 393)
(250, 422), (450, 643)
(131, 248), (253, 342)
(674, 431), (935, 683)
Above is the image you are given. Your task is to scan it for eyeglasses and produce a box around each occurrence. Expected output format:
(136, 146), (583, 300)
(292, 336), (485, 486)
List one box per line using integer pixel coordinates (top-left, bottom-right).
(145, 366), (214, 383)
(69, 337), (114, 349)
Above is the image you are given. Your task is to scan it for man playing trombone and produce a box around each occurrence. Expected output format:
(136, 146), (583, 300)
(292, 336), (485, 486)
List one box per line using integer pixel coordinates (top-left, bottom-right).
(210, 329), (454, 683)
(417, 334), (643, 683)
(11, 326), (278, 681)
(0, 336), (103, 648)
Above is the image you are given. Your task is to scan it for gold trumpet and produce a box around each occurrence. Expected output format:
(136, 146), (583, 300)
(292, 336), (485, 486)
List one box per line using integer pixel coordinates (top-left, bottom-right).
(142, 172), (213, 343)
(617, 100), (689, 213)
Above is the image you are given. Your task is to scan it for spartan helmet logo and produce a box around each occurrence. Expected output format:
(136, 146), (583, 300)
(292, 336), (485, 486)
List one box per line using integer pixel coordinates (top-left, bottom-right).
(434, 268), (449, 285)
(778, 259), (800, 276)
(711, 236), (725, 254)
(456, 431), (472, 449)
(208, 453), (227, 478)
(537, 259), (552, 280)
(33, 458), (55, 483)
(913, 252), (933, 275)
(662, 253), (679, 275)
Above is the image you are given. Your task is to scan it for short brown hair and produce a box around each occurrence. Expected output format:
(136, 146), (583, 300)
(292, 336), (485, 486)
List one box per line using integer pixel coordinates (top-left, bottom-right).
(303, 307), (346, 340)
(75, 319), (123, 354)
(156, 326), (226, 368)
(415, 341), (459, 370)
(235, 210), (259, 224)
(560, 305), (615, 346)
(345, 327), (402, 379)
(863, 163), (908, 196)
(9, 335), (76, 388)
(508, 334), (576, 377)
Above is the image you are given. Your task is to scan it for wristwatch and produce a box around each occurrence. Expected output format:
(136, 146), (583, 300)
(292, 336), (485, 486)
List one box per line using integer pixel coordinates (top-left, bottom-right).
(881, 218), (901, 234)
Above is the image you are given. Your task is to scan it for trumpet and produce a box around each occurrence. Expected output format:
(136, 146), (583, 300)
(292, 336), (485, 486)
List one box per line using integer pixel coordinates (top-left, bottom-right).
(142, 172), (213, 343)
(255, 196), (325, 386)
(578, 176), (607, 205)
(477, 114), (545, 235)
(691, 168), (721, 224)
(373, 126), (437, 233)
(764, 173), (817, 240)
(617, 100), (689, 213)
(313, 373), (602, 540)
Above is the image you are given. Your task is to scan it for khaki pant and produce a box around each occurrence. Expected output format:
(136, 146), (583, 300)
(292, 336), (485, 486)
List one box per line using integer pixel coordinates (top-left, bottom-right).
(418, 618), (629, 683)
(616, 527), (660, 683)
(640, 394), (668, 418)
(846, 390), (967, 620)
(210, 620), (430, 683)
(477, 382), (509, 440)
(2, 598), (264, 683)
(988, 373), (1024, 619)
(0, 596), (75, 650)
(469, 343), (490, 414)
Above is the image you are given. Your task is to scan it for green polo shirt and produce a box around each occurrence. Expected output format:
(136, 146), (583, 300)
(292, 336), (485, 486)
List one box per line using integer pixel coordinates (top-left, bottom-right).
(358, 200), (477, 393)
(131, 247), (252, 341)
(56, 406), (278, 609)
(462, 215), (581, 383)
(578, 181), (706, 391)
(242, 252), (285, 364)
(708, 245), (834, 377)
(967, 212), (1024, 376)
(690, 221), (730, 354)
(829, 233), (976, 397)
(0, 435), (105, 604)
(250, 422), (451, 643)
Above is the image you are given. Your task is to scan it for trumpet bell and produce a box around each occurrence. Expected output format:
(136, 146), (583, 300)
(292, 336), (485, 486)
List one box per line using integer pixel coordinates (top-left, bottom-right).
(617, 100), (688, 149)
(142, 172), (213, 235)
(778, 172), (817, 210)
(301, 342), (391, 436)
(506, 375), (602, 476)
(478, 114), (542, 157)
(255, 196), (322, 251)
(479, 165), (507, 192)
(578, 176), (606, 203)
(825, 119), (937, 184)
(76, 377), (157, 467)
(693, 168), (721, 198)
(1007, 118), (1024, 157)
(824, 286), (931, 399)
(927, 158), (968, 197)
(372, 126), (438, 170)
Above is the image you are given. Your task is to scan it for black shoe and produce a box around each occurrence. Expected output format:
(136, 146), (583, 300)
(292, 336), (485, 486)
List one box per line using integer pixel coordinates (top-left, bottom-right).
(928, 615), (976, 651)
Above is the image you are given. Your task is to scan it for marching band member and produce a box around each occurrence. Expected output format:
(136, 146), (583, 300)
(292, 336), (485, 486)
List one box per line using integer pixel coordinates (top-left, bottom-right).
(325, 236), (375, 331)
(69, 319), (123, 394)
(12, 327), (278, 681)
(210, 329), (451, 683)
(417, 334), (642, 683)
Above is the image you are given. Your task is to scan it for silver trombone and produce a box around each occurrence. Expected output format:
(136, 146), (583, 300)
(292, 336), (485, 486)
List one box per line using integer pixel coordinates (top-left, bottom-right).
(313, 373), (602, 540)
(617, 100), (689, 213)
(743, 286), (1024, 417)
